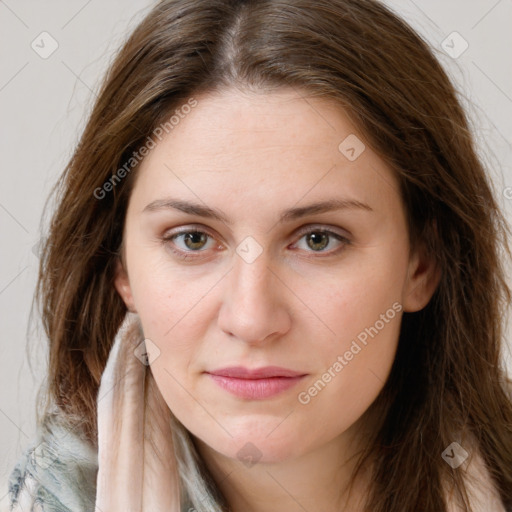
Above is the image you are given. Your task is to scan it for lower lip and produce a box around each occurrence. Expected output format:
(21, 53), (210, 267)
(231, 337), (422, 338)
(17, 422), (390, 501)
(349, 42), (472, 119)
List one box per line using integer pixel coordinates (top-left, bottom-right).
(207, 374), (306, 400)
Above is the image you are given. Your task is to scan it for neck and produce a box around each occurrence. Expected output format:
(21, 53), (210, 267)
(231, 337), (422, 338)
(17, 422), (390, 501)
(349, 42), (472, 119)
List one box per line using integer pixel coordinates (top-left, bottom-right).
(193, 414), (375, 512)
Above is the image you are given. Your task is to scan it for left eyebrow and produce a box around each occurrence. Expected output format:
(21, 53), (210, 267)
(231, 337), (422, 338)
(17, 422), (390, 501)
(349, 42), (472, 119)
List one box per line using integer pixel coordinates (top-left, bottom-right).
(279, 198), (373, 222)
(142, 197), (373, 225)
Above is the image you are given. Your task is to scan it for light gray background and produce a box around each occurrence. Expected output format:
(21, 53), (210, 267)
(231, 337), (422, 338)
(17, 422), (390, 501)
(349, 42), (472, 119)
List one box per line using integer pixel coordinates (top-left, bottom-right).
(1, 0), (511, 503)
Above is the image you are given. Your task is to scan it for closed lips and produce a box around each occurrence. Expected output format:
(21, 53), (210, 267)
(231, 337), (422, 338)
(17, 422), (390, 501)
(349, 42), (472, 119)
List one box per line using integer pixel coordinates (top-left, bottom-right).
(205, 366), (308, 400)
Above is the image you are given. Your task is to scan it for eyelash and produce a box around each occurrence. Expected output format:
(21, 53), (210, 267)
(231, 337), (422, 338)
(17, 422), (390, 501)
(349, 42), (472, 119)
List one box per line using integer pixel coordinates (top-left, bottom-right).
(161, 225), (351, 261)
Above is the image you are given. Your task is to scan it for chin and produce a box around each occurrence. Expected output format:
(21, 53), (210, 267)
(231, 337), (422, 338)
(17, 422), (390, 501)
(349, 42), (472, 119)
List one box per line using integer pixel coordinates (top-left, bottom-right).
(200, 428), (306, 466)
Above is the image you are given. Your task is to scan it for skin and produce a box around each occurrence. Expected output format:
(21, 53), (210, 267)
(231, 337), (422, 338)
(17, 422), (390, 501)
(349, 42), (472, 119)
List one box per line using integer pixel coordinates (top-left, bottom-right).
(115, 86), (440, 512)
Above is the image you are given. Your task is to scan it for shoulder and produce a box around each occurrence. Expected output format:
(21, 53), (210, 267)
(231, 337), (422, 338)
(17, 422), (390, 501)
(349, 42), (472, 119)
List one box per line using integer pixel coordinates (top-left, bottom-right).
(444, 439), (507, 512)
(7, 412), (98, 512)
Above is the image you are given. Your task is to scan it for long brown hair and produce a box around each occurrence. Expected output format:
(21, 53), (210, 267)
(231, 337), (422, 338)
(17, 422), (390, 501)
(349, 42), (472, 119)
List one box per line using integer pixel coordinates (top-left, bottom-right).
(33, 0), (512, 510)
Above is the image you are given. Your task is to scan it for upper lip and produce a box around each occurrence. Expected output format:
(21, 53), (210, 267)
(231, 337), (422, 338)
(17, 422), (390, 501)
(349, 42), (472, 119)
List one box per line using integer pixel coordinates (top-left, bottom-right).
(207, 366), (306, 379)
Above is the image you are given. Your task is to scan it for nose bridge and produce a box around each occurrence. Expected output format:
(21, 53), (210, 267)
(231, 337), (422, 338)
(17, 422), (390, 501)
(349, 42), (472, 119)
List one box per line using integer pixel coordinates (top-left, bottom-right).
(218, 247), (290, 343)
(231, 249), (277, 314)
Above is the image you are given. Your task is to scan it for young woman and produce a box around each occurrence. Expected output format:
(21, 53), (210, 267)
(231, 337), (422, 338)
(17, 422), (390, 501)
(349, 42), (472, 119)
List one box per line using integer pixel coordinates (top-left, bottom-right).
(7, 0), (512, 511)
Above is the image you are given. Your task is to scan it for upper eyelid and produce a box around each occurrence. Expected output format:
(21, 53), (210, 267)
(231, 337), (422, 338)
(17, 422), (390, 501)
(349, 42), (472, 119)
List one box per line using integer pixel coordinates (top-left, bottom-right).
(293, 224), (351, 239)
(164, 223), (350, 240)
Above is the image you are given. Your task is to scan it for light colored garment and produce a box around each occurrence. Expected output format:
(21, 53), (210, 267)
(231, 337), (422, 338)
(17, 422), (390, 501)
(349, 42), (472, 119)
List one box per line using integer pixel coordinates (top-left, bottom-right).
(7, 410), (98, 512)
(7, 312), (184, 512)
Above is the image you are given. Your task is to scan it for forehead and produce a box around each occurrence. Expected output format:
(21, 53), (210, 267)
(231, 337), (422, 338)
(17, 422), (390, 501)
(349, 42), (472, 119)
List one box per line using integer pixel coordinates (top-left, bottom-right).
(163, 87), (355, 159)
(130, 87), (402, 219)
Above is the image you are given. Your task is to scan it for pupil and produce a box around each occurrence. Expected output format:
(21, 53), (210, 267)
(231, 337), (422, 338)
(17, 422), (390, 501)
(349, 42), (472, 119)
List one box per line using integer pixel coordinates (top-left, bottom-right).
(308, 232), (328, 251)
(185, 232), (206, 249)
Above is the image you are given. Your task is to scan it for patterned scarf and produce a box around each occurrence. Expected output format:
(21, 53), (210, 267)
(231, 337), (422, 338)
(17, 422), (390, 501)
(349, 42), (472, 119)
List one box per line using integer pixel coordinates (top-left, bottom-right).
(7, 312), (184, 511)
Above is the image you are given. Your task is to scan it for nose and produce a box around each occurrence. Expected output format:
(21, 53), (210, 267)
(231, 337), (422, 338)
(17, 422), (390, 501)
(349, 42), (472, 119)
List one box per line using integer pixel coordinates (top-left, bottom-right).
(217, 251), (292, 346)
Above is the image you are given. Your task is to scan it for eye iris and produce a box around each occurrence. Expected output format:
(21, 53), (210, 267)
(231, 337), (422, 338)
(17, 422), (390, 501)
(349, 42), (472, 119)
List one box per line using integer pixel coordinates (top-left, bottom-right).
(184, 232), (208, 250)
(306, 232), (329, 251)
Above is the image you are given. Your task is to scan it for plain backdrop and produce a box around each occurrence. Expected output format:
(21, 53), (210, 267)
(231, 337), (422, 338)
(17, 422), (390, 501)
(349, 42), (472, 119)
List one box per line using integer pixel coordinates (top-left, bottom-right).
(1, 0), (511, 503)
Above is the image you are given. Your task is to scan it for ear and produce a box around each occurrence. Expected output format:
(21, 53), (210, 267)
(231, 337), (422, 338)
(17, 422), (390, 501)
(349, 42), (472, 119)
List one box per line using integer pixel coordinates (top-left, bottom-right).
(402, 243), (441, 313)
(114, 258), (137, 313)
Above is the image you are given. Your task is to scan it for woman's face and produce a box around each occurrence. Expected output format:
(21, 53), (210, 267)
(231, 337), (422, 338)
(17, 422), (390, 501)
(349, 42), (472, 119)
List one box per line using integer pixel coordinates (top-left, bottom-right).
(115, 87), (437, 464)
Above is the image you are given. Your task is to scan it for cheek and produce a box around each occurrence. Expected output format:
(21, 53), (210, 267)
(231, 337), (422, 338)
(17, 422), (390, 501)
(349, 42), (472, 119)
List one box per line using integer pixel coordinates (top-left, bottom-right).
(291, 260), (404, 425)
(307, 256), (405, 349)
(128, 252), (221, 342)
(127, 264), (211, 411)
(292, 298), (402, 455)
